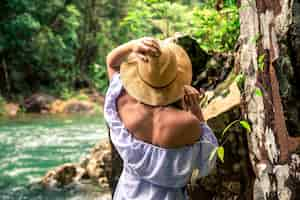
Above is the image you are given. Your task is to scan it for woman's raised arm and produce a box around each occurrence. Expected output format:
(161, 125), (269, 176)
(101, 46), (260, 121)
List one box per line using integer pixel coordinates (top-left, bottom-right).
(106, 37), (161, 81)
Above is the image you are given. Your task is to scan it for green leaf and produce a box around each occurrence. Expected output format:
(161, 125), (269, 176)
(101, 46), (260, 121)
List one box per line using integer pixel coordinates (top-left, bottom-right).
(240, 120), (251, 133)
(235, 73), (245, 91)
(217, 146), (225, 163)
(258, 54), (265, 71)
(235, 74), (245, 84)
(254, 88), (263, 97)
(258, 63), (265, 71)
(258, 54), (265, 64)
(209, 147), (218, 162)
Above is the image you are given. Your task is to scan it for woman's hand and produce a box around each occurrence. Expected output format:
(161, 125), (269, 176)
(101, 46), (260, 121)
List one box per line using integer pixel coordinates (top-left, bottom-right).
(107, 37), (160, 80)
(131, 37), (161, 62)
(182, 85), (205, 122)
(106, 37), (160, 80)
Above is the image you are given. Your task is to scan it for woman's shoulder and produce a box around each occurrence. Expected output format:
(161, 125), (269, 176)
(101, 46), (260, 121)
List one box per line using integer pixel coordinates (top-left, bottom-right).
(152, 109), (201, 148)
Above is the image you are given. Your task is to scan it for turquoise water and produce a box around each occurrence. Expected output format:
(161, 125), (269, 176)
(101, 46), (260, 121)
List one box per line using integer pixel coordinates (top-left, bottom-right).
(0, 114), (110, 200)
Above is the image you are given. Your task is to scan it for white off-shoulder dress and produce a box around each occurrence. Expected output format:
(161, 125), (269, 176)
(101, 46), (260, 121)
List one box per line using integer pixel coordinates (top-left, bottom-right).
(104, 73), (218, 200)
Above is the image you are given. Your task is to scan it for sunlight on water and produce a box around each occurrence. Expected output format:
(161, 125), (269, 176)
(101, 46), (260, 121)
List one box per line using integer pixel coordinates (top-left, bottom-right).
(0, 114), (110, 200)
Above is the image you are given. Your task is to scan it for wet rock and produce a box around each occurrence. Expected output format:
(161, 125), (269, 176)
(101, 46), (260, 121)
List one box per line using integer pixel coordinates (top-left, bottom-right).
(49, 100), (65, 114)
(41, 163), (86, 188)
(24, 93), (55, 113)
(86, 144), (110, 178)
(85, 90), (105, 105)
(50, 99), (100, 114)
(98, 177), (110, 188)
(23, 92), (103, 115)
(4, 103), (19, 117)
(62, 99), (95, 114)
(85, 140), (112, 188)
(41, 140), (112, 190)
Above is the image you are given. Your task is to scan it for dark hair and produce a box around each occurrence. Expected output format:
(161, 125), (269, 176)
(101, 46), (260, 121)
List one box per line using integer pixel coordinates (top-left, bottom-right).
(140, 99), (183, 110)
(169, 99), (183, 110)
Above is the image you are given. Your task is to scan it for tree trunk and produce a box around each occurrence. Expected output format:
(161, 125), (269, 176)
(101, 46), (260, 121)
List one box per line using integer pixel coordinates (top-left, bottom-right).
(188, 1), (300, 200)
(237, 0), (300, 199)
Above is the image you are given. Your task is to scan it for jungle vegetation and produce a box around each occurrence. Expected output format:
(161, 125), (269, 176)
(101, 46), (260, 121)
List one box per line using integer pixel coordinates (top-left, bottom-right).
(0, 0), (239, 101)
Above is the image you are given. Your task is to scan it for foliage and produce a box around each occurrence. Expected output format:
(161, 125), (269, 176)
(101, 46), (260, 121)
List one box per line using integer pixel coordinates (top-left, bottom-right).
(0, 0), (121, 96)
(121, 1), (191, 39)
(121, 0), (240, 52)
(254, 87), (263, 97)
(239, 120), (251, 133)
(210, 119), (252, 163)
(0, 0), (240, 100)
(190, 6), (240, 52)
(217, 146), (224, 163)
(88, 63), (108, 93)
(60, 89), (90, 101)
(74, 93), (89, 101)
(258, 54), (265, 71)
(235, 73), (245, 91)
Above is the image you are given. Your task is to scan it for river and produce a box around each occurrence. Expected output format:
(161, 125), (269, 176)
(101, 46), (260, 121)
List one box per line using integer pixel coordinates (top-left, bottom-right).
(0, 114), (110, 200)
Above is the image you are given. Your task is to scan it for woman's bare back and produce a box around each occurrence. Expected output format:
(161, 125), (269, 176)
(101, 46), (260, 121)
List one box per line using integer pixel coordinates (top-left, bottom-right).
(117, 91), (201, 148)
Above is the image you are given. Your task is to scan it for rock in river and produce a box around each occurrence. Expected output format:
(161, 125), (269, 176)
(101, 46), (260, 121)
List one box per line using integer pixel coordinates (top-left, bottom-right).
(41, 140), (112, 190)
(24, 93), (56, 113)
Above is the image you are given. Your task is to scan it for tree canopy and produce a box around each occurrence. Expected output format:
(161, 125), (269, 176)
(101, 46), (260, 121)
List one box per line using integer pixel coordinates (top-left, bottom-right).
(0, 0), (239, 99)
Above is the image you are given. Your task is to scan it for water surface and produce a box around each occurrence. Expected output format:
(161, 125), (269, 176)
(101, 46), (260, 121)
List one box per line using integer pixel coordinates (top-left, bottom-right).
(0, 114), (109, 200)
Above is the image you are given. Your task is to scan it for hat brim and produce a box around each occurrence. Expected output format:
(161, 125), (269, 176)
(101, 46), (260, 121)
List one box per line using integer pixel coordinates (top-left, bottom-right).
(120, 43), (192, 106)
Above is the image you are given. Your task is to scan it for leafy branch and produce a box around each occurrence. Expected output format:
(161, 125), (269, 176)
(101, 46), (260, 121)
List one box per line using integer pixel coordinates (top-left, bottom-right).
(209, 119), (251, 163)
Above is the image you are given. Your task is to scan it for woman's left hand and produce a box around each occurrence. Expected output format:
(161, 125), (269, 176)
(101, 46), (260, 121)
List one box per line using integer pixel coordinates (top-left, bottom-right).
(131, 37), (161, 62)
(182, 85), (205, 121)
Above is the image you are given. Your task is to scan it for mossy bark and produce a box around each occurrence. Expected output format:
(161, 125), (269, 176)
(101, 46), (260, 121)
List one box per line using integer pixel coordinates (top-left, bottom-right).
(235, 0), (300, 199)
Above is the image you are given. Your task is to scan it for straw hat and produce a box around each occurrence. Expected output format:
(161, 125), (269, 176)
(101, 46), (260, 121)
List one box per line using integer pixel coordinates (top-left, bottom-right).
(120, 41), (192, 106)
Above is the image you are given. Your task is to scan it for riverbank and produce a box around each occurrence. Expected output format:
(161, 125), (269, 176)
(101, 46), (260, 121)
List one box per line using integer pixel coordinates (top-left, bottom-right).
(0, 90), (105, 118)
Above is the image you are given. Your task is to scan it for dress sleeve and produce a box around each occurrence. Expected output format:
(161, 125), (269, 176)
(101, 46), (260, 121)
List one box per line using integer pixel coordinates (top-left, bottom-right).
(195, 123), (218, 177)
(103, 73), (132, 161)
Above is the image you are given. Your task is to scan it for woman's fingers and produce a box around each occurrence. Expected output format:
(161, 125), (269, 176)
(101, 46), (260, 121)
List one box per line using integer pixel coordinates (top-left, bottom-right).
(183, 85), (204, 109)
(183, 85), (191, 95)
(136, 53), (148, 62)
(142, 40), (161, 56)
(184, 87), (194, 108)
(192, 94), (199, 106)
(192, 87), (201, 105)
(136, 43), (157, 57)
(133, 37), (162, 61)
(144, 37), (160, 50)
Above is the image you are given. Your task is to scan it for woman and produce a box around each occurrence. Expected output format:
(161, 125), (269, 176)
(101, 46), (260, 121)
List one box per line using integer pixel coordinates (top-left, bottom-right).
(104, 37), (218, 200)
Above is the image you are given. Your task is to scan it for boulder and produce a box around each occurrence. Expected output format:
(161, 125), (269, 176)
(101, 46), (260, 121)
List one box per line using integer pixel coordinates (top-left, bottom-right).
(50, 99), (100, 114)
(24, 93), (56, 113)
(4, 103), (19, 117)
(62, 99), (95, 114)
(41, 163), (86, 188)
(41, 140), (112, 190)
(84, 140), (111, 188)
